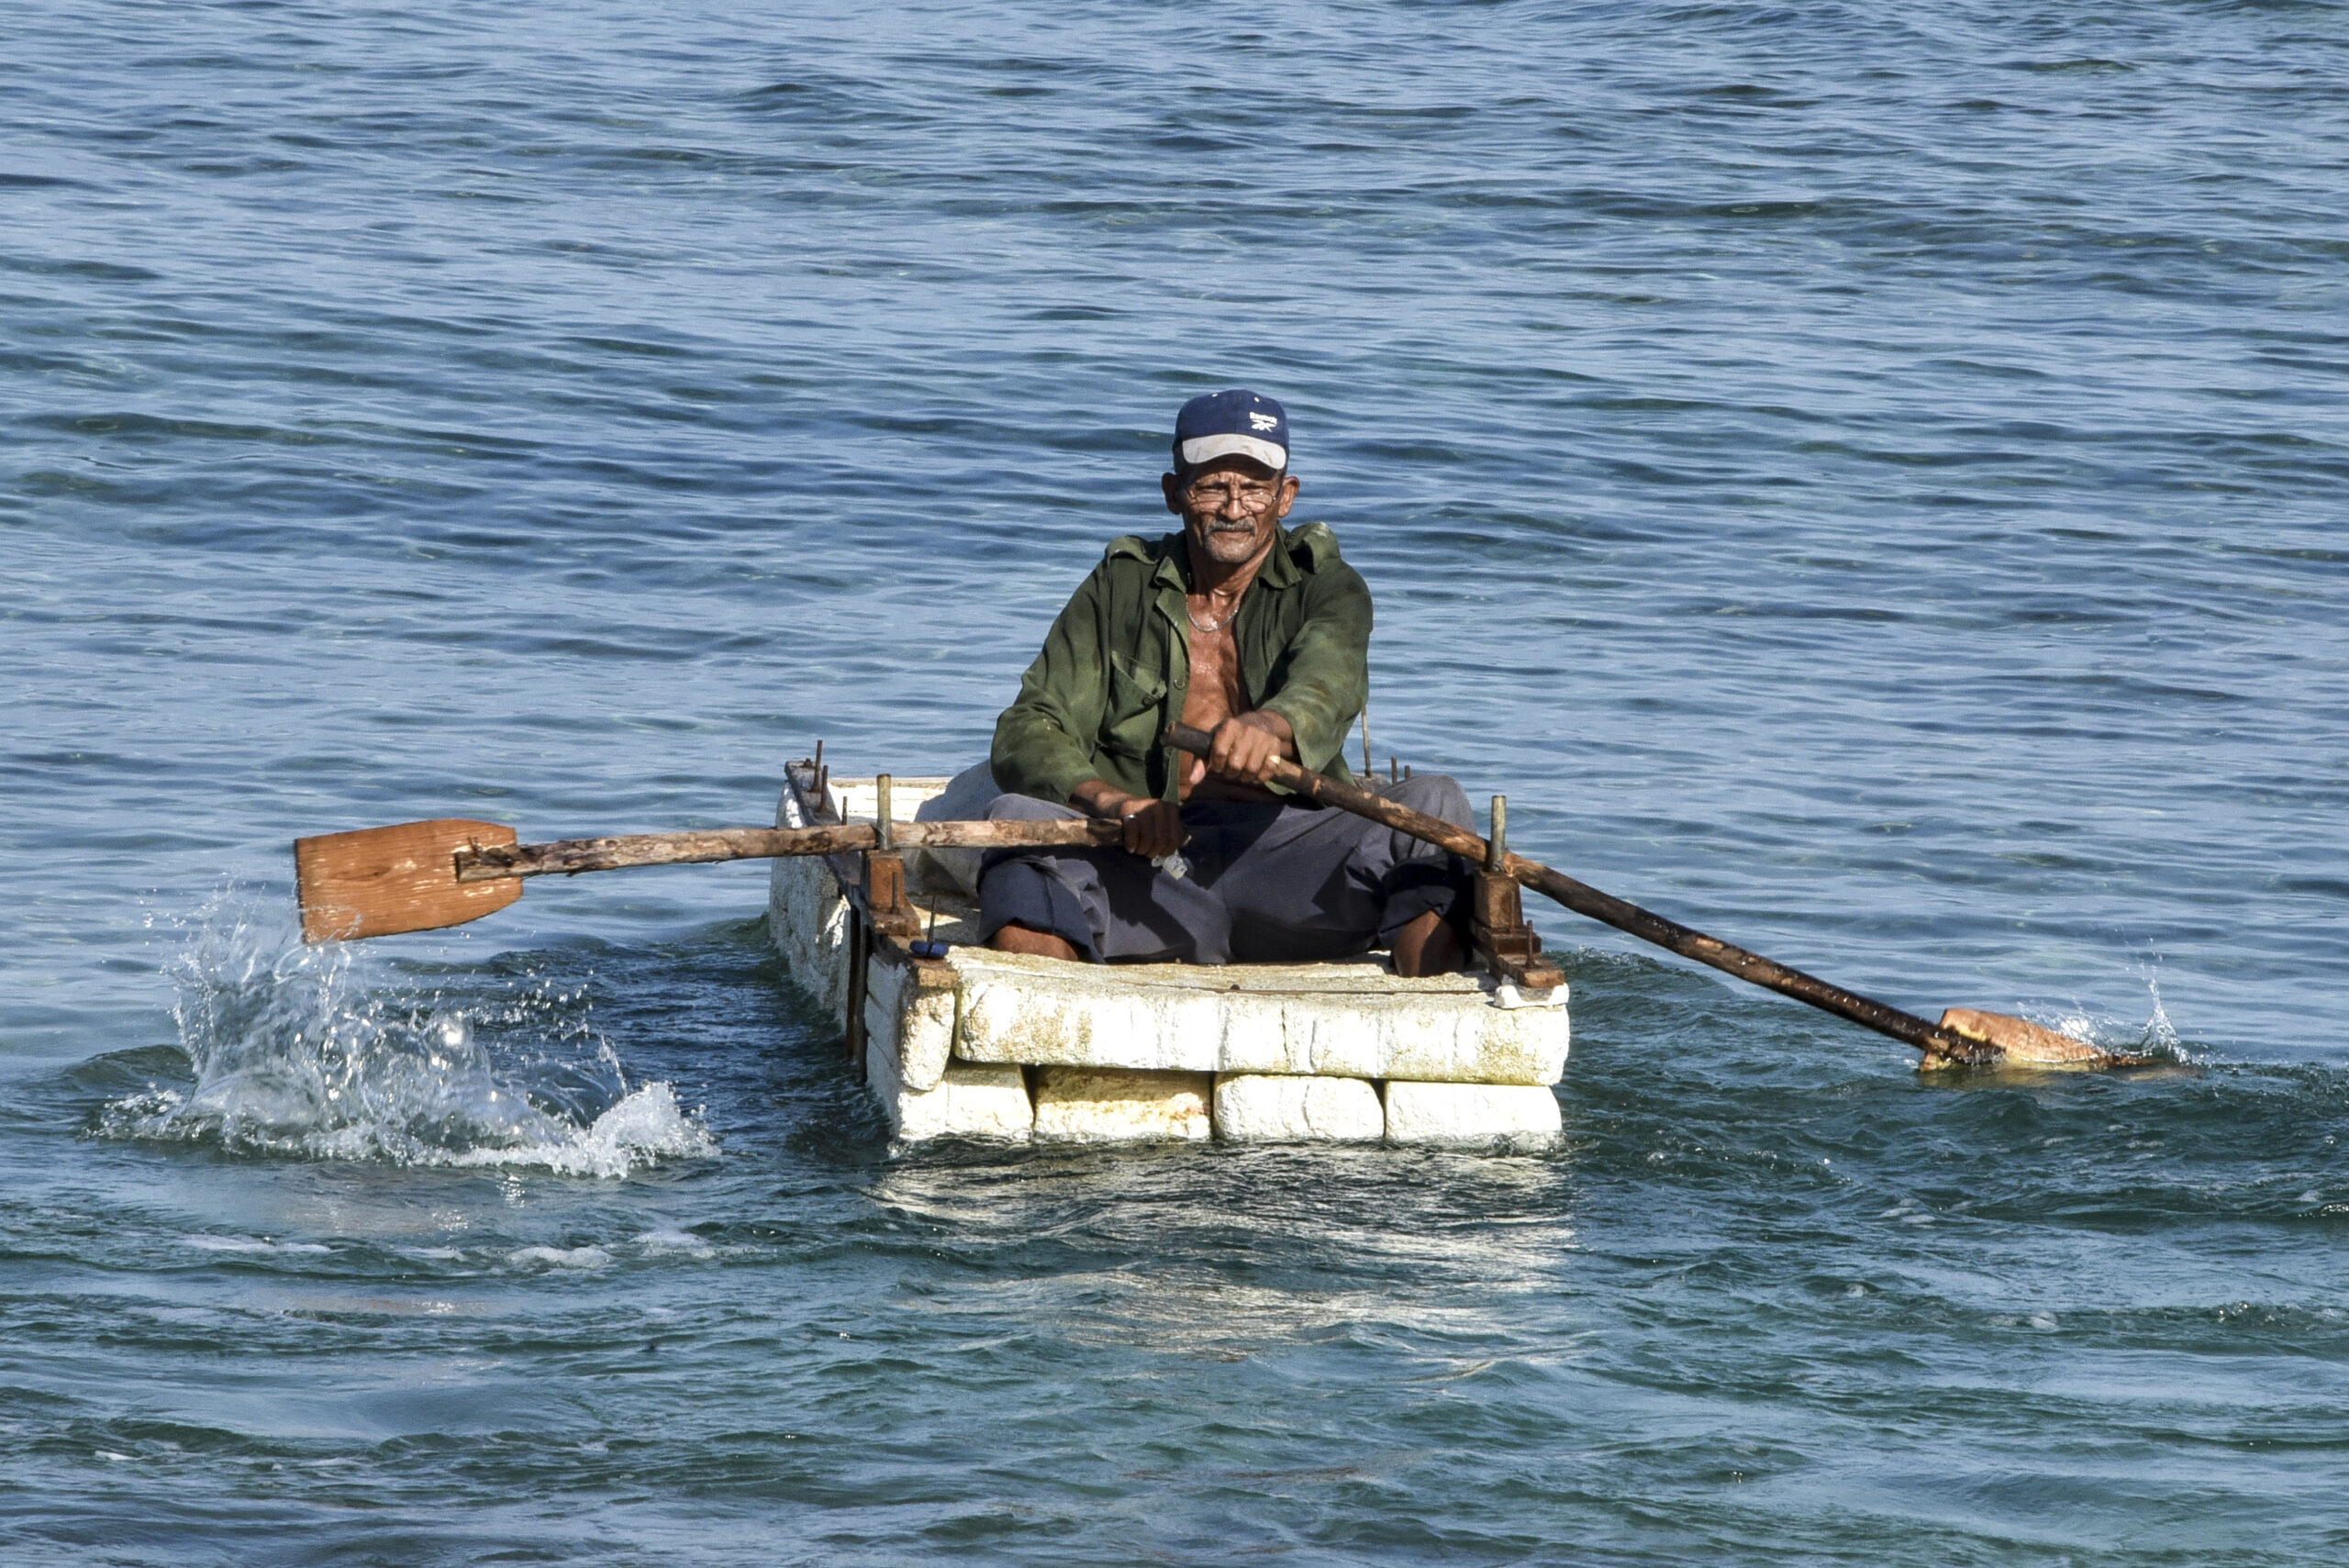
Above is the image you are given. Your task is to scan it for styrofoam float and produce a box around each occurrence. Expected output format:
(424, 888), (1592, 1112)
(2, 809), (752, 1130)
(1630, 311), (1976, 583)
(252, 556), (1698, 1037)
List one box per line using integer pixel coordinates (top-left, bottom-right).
(768, 773), (1566, 1150)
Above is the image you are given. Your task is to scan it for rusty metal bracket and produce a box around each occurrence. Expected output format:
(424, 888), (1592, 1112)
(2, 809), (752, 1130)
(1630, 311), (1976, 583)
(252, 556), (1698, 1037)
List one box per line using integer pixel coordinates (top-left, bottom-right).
(1472, 795), (1564, 992)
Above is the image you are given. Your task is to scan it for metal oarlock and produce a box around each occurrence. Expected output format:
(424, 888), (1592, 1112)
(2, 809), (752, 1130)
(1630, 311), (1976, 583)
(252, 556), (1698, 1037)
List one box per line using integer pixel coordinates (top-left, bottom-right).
(1470, 792), (1564, 992)
(861, 772), (919, 940)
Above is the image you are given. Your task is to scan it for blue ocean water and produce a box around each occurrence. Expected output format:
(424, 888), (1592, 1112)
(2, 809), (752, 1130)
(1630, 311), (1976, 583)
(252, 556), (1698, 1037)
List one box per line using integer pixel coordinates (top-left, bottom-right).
(5, 1), (2347, 1561)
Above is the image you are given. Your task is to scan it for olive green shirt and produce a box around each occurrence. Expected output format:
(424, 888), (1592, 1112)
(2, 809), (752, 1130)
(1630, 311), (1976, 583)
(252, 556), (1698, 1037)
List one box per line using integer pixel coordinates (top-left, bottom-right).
(991, 521), (1372, 806)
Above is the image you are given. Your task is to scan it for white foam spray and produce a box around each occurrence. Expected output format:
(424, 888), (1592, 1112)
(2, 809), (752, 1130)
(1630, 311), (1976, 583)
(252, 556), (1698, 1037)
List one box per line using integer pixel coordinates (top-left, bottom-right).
(101, 889), (715, 1177)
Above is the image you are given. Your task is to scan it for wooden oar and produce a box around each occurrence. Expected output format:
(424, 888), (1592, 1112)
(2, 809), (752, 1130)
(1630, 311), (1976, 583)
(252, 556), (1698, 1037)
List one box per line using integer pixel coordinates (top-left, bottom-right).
(1169, 725), (2145, 1070)
(294, 816), (1122, 944)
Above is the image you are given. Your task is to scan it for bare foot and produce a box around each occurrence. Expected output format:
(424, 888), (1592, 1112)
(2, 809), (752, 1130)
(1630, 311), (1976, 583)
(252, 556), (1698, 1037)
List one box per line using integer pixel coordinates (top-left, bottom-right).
(990, 921), (1080, 962)
(1390, 908), (1464, 977)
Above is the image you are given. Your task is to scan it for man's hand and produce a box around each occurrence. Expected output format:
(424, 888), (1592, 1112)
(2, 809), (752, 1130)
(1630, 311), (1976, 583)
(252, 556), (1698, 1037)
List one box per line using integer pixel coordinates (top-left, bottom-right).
(1206, 710), (1294, 784)
(1071, 780), (1187, 860)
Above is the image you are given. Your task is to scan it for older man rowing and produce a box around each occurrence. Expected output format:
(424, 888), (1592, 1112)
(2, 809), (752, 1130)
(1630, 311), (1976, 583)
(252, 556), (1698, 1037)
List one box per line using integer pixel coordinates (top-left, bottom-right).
(974, 390), (1475, 973)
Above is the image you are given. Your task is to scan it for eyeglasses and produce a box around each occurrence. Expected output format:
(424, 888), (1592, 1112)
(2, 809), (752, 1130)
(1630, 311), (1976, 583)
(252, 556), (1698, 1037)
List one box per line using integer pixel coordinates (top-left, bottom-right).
(1183, 477), (1281, 513)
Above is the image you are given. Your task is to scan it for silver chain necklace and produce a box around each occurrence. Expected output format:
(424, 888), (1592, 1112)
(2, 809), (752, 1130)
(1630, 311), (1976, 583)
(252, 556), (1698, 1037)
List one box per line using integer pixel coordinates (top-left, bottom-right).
(1187, 594), (1241, 634)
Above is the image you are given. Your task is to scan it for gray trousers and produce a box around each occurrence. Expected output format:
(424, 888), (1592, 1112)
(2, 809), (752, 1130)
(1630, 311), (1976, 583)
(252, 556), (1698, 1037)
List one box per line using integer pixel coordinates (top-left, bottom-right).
(976, 774), (1475, 965)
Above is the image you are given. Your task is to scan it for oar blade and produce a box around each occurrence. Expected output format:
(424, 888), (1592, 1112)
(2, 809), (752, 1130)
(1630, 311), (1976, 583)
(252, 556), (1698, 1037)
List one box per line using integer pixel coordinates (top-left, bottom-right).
(295, 819), (521, 943)
(1936, 1007), (2125, 1070)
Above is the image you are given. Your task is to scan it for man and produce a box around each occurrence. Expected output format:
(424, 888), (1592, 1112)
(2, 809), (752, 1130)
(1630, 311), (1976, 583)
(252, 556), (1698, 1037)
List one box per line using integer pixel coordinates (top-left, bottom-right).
(979, 389), (1474, 975)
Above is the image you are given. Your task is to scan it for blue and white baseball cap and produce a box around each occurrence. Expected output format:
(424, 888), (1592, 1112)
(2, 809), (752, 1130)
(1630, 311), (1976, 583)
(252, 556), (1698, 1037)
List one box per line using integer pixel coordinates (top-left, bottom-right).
(1173, 389), (1289, 473)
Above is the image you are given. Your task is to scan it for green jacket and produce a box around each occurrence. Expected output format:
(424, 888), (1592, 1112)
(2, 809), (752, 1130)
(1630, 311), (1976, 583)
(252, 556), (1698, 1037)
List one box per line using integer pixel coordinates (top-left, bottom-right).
(992, 521), (1372, 806)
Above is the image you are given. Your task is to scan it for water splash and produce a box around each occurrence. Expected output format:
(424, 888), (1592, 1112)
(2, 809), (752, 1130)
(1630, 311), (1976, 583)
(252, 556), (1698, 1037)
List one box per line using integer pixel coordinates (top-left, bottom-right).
(2137, 969), (2186, 1059)
(99, 890), (715, 1176)
(2021, 960), (2192, 1065)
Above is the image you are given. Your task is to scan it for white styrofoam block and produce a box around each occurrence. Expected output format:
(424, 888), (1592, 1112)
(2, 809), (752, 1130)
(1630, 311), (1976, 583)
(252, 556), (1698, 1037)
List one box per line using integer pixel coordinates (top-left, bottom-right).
(859, 955), (958, 1094)
(896, 977), (958, 1093)
(1381, 1081), (1563, 1150)
(1031, 1067), (1213, 1143)
(957, 972), (1225, 1073)
(769, 856), (850, 1016)
(827, 776), (951, 830)
(770, 787), (855, 1018)
(947, 950), (1568, 1085)
(1210, 994), (1304, 1073)
(1211, 1073), (1384, 1143)
(864, 1024), (1031, 1142)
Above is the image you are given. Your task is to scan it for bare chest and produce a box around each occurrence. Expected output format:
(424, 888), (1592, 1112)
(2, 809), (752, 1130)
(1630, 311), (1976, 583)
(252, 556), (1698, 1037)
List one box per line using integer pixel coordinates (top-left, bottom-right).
(1179, 617), (1245, 729)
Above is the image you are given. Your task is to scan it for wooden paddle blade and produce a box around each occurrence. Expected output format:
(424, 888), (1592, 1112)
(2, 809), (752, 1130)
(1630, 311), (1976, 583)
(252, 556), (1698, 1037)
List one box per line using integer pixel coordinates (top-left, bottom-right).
(1935, 1007), (2122, 1070)
(295, 819), (521, 943)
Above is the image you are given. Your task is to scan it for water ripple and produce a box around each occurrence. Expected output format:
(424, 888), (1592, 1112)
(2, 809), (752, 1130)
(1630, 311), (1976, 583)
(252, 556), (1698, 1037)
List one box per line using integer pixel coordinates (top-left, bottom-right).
(6, 0), (2349, 1561)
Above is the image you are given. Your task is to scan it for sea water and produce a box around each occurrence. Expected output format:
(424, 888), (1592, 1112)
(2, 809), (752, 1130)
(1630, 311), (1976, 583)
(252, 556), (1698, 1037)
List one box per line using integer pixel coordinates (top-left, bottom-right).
(4, 2), (2346, 1562)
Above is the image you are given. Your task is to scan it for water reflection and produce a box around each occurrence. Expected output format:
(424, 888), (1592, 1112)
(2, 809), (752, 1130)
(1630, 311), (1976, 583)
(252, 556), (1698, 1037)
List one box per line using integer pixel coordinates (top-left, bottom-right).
(869, 1143), (1580, 1355)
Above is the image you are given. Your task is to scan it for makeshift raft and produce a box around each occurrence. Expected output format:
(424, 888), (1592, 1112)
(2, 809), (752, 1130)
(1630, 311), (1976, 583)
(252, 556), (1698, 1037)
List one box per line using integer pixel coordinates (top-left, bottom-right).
(766, 758), (1568, 1148)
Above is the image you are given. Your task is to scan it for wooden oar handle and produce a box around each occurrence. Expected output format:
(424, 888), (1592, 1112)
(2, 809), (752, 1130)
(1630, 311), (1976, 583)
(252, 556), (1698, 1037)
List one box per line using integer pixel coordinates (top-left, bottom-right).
(456, 817), (1123, 882)
(1167, 723), (1993, 1064)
